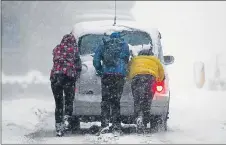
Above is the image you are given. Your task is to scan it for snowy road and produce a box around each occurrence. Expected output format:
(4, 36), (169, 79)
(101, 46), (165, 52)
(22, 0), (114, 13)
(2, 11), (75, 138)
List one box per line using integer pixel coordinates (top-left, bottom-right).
(2, 88), (226, 144)
(3, 0), (226, 144)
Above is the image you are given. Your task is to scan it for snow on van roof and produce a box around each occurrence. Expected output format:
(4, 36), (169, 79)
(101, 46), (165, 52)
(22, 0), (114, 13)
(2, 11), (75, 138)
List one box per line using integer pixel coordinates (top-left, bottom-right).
(71, 20), (159, 39)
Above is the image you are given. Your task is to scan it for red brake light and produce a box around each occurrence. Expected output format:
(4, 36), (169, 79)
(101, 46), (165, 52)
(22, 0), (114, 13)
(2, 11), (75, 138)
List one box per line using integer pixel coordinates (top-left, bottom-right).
(152, 80), (165, 94)
(156, 85), (163, 92)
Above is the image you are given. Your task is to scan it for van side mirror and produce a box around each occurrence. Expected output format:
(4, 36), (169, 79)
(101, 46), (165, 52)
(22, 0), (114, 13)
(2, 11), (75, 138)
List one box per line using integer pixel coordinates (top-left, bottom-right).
(163, 55), (175, 65)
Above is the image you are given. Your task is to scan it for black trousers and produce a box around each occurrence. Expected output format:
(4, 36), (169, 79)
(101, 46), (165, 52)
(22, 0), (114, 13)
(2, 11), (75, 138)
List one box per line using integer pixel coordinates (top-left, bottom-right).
(51, 74), (75, 124)
(101, 74), (125, 129)
(131, 74), (155, 125)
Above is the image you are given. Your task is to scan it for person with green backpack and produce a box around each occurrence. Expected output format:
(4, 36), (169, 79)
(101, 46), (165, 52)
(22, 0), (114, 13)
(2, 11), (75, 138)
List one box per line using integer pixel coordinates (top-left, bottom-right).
(93, 32), (130, 136)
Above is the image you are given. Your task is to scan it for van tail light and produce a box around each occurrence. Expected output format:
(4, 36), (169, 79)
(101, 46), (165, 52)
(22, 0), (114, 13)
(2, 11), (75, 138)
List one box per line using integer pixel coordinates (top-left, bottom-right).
(151, 80), (168, 95)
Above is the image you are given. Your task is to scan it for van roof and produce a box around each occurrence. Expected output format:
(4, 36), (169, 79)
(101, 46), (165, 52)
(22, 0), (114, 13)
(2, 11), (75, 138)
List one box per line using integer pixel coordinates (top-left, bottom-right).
(71, 20), (160, 39)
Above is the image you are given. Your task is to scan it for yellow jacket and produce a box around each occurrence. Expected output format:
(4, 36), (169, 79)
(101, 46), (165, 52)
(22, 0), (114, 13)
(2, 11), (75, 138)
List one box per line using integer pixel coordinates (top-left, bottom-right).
(128, 55), (165, 82)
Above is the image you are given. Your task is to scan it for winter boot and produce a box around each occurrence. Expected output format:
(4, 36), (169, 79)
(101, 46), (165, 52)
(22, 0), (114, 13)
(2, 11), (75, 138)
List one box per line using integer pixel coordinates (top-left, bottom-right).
(112, 129), (123, 137)
(96, 118), (110, 136)
(135, 116), (145, 134)
(112, 126), (123, 137)
(56, 122), (65, 137)
(95, 126), (110, 136)
(63, 115), (72, 131)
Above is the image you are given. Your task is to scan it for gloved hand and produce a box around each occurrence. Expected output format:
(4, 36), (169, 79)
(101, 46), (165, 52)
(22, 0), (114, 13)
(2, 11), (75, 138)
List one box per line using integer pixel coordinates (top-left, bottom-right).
(76, 71), (81, 80)
(96, 70), (103, 77)
(50, 74), (64, 86)
(75, 67), (82, 79)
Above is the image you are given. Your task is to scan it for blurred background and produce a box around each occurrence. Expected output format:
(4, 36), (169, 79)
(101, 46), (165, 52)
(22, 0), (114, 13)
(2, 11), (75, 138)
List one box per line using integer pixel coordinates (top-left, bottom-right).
(2, 1), (135, 75)
(2, 1), (226, 99)
(132, 1), (226, 90)
(1, 1), (136, 99)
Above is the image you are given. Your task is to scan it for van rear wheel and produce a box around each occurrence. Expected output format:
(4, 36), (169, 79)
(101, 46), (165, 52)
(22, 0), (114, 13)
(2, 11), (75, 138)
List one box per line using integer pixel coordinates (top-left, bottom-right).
(150, 113), (169, 131)
(150, 115), (160, 130)
(71, 116), (80, 133)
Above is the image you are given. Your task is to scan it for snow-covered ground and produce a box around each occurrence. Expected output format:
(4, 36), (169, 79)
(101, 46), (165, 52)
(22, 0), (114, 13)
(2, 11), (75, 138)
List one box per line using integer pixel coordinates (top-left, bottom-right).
(2, 78), (226, 144)
(2, 98), (55, 143)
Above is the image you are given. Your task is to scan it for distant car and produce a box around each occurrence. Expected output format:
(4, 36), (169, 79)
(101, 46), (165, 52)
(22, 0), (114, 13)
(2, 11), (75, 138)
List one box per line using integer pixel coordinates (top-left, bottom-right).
(208, 54), (226, 91)
(70, 20), (175, 131)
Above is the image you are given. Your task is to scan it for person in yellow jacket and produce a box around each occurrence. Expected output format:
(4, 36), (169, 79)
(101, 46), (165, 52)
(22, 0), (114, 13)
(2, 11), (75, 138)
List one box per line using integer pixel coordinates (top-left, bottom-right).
(128, 49), (165, 82)
(128, 46), (165, 133)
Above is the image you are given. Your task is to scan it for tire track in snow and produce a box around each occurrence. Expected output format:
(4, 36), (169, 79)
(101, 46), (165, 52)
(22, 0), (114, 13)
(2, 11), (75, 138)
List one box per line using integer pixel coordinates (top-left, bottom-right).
(12, 89), (226, 144)
(26, 113), (177, 144)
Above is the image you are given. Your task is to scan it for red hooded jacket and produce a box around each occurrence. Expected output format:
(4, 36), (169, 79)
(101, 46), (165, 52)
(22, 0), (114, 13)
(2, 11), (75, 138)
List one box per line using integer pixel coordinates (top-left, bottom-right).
(50, 34), (81, 79)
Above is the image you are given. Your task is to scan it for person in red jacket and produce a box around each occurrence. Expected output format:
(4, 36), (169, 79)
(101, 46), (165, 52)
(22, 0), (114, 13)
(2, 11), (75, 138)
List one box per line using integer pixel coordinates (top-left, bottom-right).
(50, 33), (81, 137)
